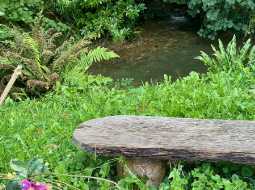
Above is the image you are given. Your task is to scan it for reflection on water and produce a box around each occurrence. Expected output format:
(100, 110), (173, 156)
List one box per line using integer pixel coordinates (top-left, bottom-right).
(89, 21), (213, 84)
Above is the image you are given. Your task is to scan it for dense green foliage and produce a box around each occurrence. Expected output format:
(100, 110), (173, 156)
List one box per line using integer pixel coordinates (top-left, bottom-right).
(0, 37), (255, 189)
(0, 0), (145, 41)
(197, 36), (255, 72)
(189, 0), (255, 38)
(164, 0), (255, 39)
(0, 24), (118, 98)
(0, 0), (42, 24)
(1, 0), (255, 40)
(50, 0), (145, 41)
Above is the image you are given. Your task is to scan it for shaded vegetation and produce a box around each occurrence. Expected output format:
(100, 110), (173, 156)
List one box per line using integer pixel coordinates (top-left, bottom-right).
(1, 0), (255, 40)
(164, 0), (255, 39)
(0, 22), (119, 99)
(0, 37), (255, 189)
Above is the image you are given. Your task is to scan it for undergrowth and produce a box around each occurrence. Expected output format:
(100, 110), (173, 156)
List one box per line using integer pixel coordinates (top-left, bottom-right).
(0, 38), (255, 189)
(0, 23), (119, 99)
(1, 0), (255, 41)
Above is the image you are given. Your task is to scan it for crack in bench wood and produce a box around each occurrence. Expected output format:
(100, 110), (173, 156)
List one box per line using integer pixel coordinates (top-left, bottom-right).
(73, 115), (255, 187)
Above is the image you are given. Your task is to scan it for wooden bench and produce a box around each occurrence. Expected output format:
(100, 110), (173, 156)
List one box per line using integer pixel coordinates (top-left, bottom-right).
(73, 115), (255, 187)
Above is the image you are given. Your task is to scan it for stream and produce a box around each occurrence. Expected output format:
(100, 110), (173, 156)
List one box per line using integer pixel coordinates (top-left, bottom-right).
(89, 20), (213, 84)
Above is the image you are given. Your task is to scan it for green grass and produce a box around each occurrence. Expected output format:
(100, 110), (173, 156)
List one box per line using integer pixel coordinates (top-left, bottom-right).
(1, 37), (255, 189)
(1, 69), (255, 189)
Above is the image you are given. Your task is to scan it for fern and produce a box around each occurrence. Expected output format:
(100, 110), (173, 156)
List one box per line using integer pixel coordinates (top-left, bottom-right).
(0, 23), (119, 98)
(247, 14), (255, 36)
(64, 46), (119, 88)
(79, 47), (119, 68)
(53, 38), (91, 71)
(23, 35), (48, 80)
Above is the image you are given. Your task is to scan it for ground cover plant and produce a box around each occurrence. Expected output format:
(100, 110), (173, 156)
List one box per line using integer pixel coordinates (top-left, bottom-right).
(0, 37), (255, 189)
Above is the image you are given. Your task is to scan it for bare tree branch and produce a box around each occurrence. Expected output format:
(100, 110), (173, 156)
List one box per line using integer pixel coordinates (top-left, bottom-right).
(0, 65), (22, 106)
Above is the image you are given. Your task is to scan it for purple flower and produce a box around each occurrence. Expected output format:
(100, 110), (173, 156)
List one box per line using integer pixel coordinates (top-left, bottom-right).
(21, 179), (32, 190)
(21, 179), (50, 190)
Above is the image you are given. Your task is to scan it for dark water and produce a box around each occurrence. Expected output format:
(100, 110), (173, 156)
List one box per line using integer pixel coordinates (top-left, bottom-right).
(90, 21), (213, 83)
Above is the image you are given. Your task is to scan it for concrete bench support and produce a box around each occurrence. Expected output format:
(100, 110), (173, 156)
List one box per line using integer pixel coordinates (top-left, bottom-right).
(118, 158), (166, 187)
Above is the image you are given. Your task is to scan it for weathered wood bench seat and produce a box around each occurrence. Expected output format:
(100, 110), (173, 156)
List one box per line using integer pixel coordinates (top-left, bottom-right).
(73, 115), (255, 186)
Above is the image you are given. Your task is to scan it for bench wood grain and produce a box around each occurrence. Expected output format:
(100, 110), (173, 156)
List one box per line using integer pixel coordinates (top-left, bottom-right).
(73, 115), (255, 165)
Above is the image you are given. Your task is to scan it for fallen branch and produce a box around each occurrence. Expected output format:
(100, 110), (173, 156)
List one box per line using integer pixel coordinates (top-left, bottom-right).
(0, 65), (22, 106)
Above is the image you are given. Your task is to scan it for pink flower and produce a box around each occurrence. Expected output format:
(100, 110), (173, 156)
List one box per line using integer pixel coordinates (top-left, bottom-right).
(21, 179), (49, 190)
(21, 179), (32, 190)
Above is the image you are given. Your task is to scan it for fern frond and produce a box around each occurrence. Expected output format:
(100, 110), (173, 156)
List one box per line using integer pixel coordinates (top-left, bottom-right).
(240, 39), (252, 62)
(22, 35), (48, 80)
(46, 32), (62, 51)
(53, 38), (91, 70)
(23, 35), (41, 65)
(81, 46), (119, 66)
(198, 36), (255, 72)
(0, 64), (15, 70)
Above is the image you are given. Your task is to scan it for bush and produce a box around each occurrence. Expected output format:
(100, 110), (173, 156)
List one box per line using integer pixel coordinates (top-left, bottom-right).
(1, 0), (254, 40)
(190, 0), (255, 39)
(49, 0), (145, 40)
(0, 0), (42, 24)
(164, 0), (255, 39)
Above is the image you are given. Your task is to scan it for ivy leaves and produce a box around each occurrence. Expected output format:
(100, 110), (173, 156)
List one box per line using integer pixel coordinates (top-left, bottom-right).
(164, 0), (255, 39)
(188, 0), (255, 39)
(0, 0), (42, 24)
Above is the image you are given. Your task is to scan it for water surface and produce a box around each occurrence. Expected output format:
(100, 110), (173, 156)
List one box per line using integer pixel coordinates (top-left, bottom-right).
(90, 21), (213, 83)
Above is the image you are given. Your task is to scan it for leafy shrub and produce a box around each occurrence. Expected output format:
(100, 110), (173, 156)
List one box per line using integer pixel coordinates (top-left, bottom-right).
(163, 0), (255, 39)
(0, 0), (70, 36)
(1, 0), (254, 40)
(41, 17), (70, 34)
(0, 0), (42, 24)
(50, 0), (145, 40)
(0, 25), (13, 41)
(247, 14), (255, 37)
(189, 0), (255, 39)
